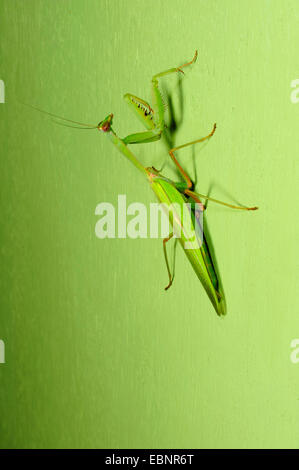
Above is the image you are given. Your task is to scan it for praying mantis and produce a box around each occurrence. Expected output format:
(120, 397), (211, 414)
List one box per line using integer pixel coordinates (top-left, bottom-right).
(27, 51), (258, 316)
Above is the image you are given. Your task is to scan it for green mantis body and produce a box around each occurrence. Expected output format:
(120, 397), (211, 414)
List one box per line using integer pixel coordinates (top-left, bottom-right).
(96, 52), (258, 316)
(29, 52), (258, 316)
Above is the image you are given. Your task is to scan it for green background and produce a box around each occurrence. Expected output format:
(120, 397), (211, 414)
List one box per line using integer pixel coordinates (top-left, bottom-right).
(1, 0), (299, 448)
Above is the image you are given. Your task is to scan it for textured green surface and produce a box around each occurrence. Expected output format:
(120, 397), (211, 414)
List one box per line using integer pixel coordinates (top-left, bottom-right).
(1, 0), (299, 448)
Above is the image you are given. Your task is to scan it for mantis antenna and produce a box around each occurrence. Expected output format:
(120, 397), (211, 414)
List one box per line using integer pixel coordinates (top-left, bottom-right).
(21, 102), (98, 129)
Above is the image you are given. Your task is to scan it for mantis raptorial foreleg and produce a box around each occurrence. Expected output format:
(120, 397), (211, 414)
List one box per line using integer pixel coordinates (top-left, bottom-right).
(122, 51), (198, 145)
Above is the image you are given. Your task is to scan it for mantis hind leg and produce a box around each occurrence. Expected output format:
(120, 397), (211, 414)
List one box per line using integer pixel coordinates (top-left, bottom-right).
(163, 232), (175, 290)
(185, 189), (258, 211)
(168, 124), (258, 211)
(170, 124), (217, 189)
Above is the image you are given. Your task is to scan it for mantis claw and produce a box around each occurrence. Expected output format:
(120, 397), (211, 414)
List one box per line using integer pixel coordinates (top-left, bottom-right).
(164, 281), (172, 291)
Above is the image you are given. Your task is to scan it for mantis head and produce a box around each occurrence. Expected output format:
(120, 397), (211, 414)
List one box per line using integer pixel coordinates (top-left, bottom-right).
(97, 114), (113, 132)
